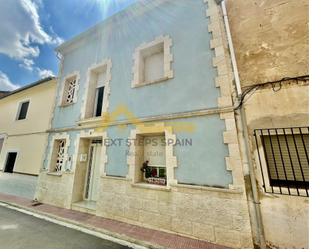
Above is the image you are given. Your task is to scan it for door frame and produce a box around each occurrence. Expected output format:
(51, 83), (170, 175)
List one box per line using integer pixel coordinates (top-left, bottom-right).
(2, 149), (19, 173)
(83, 142), (102, 201)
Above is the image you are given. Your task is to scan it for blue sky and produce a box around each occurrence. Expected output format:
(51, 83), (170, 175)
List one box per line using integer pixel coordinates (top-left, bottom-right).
(0, 0), (138, 90)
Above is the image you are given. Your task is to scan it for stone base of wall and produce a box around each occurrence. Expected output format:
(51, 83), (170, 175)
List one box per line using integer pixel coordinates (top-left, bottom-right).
(96, 177), (254, 249)
(0, 172), (38, 200)
(35, 172), (74, 209)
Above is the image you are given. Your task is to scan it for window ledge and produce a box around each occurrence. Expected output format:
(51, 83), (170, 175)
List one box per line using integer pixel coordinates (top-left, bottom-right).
(59, 102), (75, 108)
(169, 183), (244, 194)
(132, 77), (169, 88)
(101, 175), (132, 181)
(76, 116), (102, 127)
(131, 182), (171, 191)
(46, 172), (62, 177)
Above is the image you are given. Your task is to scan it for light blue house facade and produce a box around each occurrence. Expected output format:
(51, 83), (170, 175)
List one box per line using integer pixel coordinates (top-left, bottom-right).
(35, 0), (253, 247)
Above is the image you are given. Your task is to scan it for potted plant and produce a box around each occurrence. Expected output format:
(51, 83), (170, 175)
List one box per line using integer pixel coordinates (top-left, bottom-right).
(141, 160), (166, 185)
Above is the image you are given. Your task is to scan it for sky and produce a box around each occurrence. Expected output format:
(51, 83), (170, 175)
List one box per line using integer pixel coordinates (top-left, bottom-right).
(0, 0), (138, 91)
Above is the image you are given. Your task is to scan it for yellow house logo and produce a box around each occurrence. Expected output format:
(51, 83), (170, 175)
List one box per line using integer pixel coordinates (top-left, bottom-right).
(94, 103), (196, 134)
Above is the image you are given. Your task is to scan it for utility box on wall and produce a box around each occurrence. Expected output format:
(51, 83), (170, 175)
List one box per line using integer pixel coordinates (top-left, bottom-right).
(80, 154), (87, 162)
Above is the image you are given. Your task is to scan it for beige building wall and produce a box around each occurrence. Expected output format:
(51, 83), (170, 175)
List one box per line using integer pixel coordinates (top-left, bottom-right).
(226, 0), (309, 248)
(0, 79), (57, 175)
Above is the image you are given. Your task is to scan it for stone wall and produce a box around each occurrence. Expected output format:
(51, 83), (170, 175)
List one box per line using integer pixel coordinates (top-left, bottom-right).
(226, 1), (309, 248)
(96, 177), (253, 249)
(35, 173), (74, 209)
(226, 0), (309, 87)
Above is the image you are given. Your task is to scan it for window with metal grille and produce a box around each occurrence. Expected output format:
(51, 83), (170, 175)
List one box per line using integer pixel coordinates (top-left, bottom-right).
(66, 79), (76, 103)
(55, 140), (66, 172)
(255, 127), (309, 197)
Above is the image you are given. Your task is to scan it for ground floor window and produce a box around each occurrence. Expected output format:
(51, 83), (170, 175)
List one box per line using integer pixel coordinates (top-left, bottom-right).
(55, 140), (66, 172)
(255, 127), (309, 196)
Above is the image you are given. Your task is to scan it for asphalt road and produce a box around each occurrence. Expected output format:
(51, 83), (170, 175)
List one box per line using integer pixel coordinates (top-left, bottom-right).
(0, 205), (131, 249)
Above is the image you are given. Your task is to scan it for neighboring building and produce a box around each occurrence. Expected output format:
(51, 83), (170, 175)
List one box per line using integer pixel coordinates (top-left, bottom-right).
(0, 77), (57, 199)
(35, 0), (254, 248)
(226, 0), (309, 248)
(0, 91), (10, 97)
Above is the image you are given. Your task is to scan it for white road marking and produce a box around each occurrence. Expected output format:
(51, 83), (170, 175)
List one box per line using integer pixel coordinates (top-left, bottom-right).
(0, 224), (18, 230)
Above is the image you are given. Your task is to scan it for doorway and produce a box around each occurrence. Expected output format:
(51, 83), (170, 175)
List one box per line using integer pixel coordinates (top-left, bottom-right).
(84, 140), (102, 202)
(4, 152), (18, 173)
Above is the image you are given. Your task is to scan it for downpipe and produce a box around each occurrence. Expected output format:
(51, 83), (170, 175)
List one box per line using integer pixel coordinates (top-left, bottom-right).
(220, 1), (266, 248)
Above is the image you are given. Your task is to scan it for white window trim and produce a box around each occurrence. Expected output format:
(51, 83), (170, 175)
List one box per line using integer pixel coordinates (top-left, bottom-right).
(81, 59), (112, 120)
(14, 98), (31, 122)
(2, 149), (19, 172)
(58, 71), (81, 107)
(126, 123), (177, 187)
(131, 35), (173, 88)
(46, 133), (70, 173)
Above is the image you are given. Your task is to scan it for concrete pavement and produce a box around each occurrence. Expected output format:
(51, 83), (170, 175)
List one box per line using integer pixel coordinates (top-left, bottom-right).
(0, 205), (130, 249)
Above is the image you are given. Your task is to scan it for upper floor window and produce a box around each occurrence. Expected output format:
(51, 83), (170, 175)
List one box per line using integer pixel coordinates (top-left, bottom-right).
(58, 71), (81, 107)
(132, 35), (173, 88)
(15, 99), (30, 121)
(81, 59), (112, 120)
(93, 71), (106, 117)
(66, 78), (76, 104)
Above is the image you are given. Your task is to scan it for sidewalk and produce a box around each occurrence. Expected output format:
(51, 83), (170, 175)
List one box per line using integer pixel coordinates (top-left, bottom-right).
(0, 192), (231, 249)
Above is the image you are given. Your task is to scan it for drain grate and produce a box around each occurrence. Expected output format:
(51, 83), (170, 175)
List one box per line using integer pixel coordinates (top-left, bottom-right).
(32, 202), (43, 207)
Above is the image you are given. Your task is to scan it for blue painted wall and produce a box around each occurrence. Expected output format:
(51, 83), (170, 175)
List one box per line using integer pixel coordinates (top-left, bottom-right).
(52, 0), (218, 129)
(46, 0), (233, 188)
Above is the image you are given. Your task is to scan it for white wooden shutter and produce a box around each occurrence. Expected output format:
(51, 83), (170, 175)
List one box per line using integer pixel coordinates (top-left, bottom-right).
(96, 72), (106, 88)
(144, 136), (166, 167)
(144, 52), (164, 83)
(263, 134), (309, 182)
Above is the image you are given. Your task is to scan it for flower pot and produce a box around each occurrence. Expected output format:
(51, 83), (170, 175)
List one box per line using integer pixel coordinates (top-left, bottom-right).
(148, 177), (166, 185)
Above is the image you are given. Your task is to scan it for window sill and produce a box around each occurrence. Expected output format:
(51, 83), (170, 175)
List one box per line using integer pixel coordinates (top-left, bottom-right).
(76, 116), (102, 127)
(131, 182), (170, 191)
(132, 77), (169, 88)
(59, 102), (75, 108)
(101, 175), (132, 181)
(46, 172), (62, 177)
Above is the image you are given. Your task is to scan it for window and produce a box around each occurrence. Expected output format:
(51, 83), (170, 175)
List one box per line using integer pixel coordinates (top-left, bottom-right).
(15, 99), (30, 121)
(66, 78), (76, 104)
(144, 135), (166, 179)
(255, 127), (309, 196)
(4, 152), (18, 173)
(58, 71), (81, 107)
(55, 140), (66, 172)
(132, 35), (173, 88)
(93, 72), (106, 117)
(81, 59), (112, 120)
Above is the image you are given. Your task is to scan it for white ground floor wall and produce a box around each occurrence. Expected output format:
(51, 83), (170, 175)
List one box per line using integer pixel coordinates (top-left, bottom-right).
(0, 173), (38, 200)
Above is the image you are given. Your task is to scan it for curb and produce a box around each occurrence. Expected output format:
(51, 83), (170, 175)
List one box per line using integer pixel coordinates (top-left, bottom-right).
(0, 200), (166, 249)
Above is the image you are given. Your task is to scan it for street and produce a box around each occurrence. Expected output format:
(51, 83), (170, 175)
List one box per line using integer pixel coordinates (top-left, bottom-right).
(0, 205), (131, 249)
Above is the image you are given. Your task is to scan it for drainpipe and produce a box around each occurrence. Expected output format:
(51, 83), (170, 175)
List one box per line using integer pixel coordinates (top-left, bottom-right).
(221, 1), (266, 248)
(56, 51), (62, 61)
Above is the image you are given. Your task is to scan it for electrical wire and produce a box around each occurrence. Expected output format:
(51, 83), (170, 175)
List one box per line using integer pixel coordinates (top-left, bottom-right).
(234, 75), (309, 110)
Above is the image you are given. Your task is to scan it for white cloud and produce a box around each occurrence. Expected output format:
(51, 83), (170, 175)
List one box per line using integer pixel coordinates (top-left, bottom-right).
(19, 59), (35, 71)
(37, 68), (55, 78)
(0, 72), (20, 91)
(0, 0), (63, 60)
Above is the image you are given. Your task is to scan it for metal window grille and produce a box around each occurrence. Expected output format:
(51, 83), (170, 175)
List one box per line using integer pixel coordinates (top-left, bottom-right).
(254, 127), (309, 197)
(55, 140), (66, 172)
(66, 79), (76, 103)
